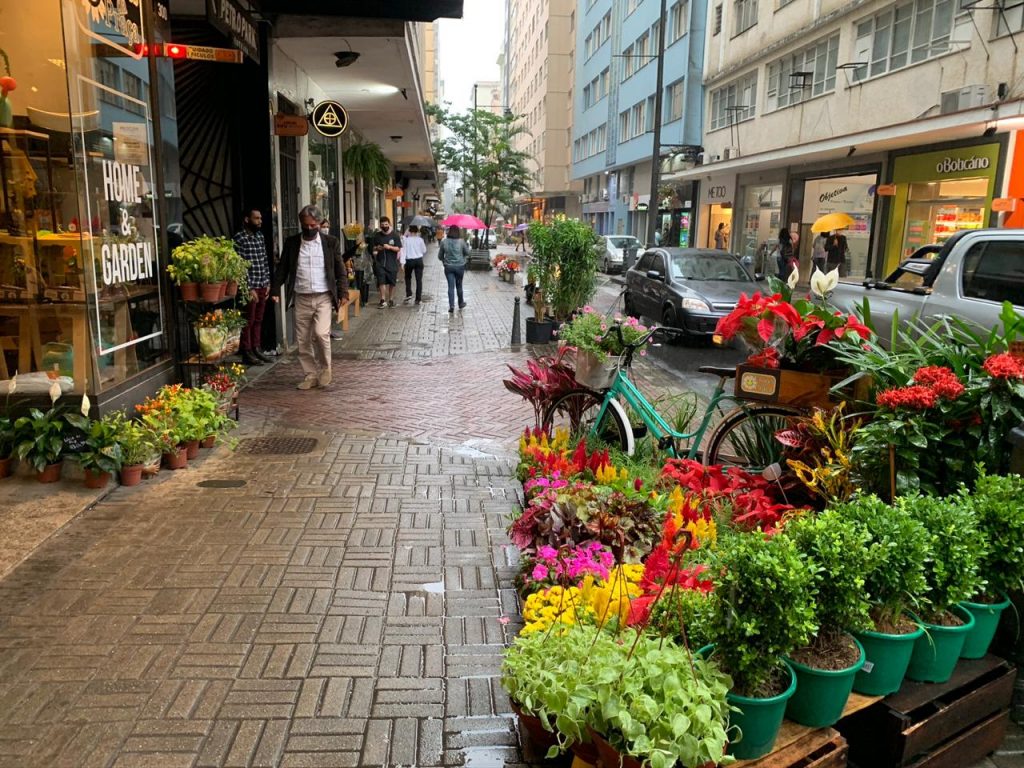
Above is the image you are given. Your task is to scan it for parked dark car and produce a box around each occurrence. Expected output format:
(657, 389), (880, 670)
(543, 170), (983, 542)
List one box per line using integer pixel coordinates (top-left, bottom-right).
(624, 247), (760, 337)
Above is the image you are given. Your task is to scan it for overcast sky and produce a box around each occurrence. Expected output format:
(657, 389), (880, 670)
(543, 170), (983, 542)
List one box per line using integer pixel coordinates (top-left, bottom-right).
(437, 0), (504, 112)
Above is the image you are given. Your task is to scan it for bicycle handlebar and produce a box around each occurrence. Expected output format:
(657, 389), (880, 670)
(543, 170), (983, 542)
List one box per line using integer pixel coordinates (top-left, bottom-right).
(598, 323), (682, 352)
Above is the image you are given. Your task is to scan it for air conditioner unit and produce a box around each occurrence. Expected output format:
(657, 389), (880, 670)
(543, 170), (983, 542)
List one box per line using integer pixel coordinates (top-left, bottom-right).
(940, 85), (991, 115)
(723, 146), (740, 160)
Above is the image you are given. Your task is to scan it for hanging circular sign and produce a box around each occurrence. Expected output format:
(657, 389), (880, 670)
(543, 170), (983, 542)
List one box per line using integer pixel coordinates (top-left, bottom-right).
(311, 100), (349, 138)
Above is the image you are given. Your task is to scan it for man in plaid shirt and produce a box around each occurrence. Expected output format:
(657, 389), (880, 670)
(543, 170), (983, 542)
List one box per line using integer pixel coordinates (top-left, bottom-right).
(233, 208), (272, 365)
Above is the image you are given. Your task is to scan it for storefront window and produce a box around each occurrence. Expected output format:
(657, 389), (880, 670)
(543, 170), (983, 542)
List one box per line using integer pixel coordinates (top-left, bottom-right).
(739, 183), (782, 261)
(801, 174), (877, 279)
(308, 133), (339, 233)
(903, 177), (987, 255)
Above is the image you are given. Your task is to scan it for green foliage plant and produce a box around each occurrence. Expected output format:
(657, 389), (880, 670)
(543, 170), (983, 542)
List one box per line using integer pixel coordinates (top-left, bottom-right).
(12, 407), (66, 471)
(0, 415), (14, 457)
(342, 140), (393, 190)
(831, 495), (929, 630)
(785, 511), (879, 646)
(707, 530), (818, 697)
(66, 413), (123, 474)
(169, 236), (238, 284)
(969, 470), (1024, 598)
(113, 416), (158, 467)
(528, 217), (601, 322)
(558, 309), (650, 364)
(900, 494), (985, 622)
(647, 587), (718, 649)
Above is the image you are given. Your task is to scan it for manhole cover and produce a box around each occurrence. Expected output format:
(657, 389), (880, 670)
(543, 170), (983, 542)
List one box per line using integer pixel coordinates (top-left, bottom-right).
(235, 436), (319, 455)
(196, 479), (248, 488)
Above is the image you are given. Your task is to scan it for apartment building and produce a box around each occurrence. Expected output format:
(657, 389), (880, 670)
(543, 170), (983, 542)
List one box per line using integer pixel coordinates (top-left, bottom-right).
(666, 0), (1024, 277)
(472, 80), (504, 113)
(504, 0), (583, 220)
(571, 0), (706, 242)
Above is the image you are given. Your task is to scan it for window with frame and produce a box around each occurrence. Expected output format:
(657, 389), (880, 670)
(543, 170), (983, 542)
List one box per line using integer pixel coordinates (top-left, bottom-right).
(619, 109), (630, 142)
(585, 33), (593, 58)
(766, 34), (839, 110)
(709, 71), (757, 130)
(734, 0), (758, 35)
(123, 71), (146, 115)
(671, 1), (688, 41)
(713, 4), (723, 35)
(96, 60), (123, 108)
(853, 0), (970, 82)
(622, 44), (635, 80)
(626, 0), (641, 15)
(995, 0), (1024, 35)
(652, 19), (662, 48)
(664, 78), (685, 122)
(636, 31), (650, 62)
(645, 96), (656, 131)
(631, 101), (646, 138)
(599, 68), (610, 99)
(961, 240), (1024, 305)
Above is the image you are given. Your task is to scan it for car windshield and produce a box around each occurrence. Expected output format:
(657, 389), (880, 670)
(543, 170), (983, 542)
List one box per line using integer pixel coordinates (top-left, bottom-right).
(609, 237), (638, 248)
(670, 253), (749, 282)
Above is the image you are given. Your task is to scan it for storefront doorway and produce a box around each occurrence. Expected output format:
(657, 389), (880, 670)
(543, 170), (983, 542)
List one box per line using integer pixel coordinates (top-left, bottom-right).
(738, 184), (783, 268)
(800, 174), (877, 279)
(707, 204), (733, 250)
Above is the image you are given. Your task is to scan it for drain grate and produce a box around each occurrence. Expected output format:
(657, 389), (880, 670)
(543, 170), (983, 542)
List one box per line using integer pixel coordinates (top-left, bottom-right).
(235, 436), (319, 456)
(197, 479), (248, 488)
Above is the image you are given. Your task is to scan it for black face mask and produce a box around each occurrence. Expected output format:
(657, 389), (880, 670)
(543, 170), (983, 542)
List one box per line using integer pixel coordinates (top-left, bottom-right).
(301, 227), (319, 240)
(381, 225), (391, 233)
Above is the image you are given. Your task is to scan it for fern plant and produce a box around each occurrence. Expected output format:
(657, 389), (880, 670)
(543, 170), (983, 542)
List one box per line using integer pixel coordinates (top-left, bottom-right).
(342, 141), (392, 189)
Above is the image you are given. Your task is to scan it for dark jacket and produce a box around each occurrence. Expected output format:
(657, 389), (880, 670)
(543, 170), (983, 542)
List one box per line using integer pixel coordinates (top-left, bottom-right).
(273, 232), (349, 308)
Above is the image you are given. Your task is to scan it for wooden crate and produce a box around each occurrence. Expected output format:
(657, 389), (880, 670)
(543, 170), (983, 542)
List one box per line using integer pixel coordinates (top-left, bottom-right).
(735, 726), (847, 768)
(837, 655), (1016, 768)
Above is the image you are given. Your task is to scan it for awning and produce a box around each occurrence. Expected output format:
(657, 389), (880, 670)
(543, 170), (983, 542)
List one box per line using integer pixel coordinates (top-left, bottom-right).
(254, 1), (464, 20)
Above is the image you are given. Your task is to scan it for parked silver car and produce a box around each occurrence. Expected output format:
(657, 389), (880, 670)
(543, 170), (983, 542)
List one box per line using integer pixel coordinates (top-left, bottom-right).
(602, 235), (643, 273)
(624, 248), (760, 337)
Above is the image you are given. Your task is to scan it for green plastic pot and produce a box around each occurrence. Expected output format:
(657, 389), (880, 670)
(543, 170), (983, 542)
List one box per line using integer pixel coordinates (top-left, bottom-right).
(906, 605), (975, 683)
(852, 618), (925, 696)
(959, 593), (1012, 659)
(783, 635), (865, 727)
(726, 661), (798, 760)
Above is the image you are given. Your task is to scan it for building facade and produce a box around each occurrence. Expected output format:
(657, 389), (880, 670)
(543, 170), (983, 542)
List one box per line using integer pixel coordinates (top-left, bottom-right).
(504, 0), (582, 221)
(666, 0), (1024, 278)
(571, 0), (706, 242)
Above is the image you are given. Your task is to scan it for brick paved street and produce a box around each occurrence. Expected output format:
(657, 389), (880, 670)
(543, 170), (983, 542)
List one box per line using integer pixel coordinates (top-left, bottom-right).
(0, 246), (1019, 767)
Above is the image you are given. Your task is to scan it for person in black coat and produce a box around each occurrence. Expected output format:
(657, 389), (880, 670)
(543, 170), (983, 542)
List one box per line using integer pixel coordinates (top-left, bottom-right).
(272, 204), (349, 390)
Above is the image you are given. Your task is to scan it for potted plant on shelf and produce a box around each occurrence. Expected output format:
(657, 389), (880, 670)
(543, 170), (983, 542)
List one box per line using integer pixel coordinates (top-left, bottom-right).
(704, 528), (818, 760)
(202, 363), (245, 415)
(558, 309), (649, 389)
(831, 494), (929, 695)
(782, 510), (877, 727)
(173, 236), (236, 302)
(903, 494), (984, 683)
(222, 246), (250, 301)
(66, 412), (123, 489)
(12, 407), (67, 482)
(958, 470), (1024, 658)
(168, 242), (203, 301)
(114, 415), (157, 486)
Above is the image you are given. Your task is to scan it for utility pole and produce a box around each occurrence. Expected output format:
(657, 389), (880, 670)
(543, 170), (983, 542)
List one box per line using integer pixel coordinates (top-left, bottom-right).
(646, 0), (669, 248)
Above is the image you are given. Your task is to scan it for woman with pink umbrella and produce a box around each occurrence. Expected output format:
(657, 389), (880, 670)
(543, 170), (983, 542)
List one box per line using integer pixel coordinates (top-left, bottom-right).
(438, 223), (472, 313)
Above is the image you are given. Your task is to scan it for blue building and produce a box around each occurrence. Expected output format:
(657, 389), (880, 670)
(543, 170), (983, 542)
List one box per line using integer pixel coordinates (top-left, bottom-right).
(572, 0), (705, 244)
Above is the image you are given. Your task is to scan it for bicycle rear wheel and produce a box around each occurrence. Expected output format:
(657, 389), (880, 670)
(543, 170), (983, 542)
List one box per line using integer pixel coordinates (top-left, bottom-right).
(704, 404), (803, 471)
(543, 388), (631, 453)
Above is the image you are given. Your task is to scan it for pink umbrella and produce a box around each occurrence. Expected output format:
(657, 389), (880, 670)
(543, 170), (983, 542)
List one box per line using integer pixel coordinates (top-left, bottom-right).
(440, 213), (487, 230)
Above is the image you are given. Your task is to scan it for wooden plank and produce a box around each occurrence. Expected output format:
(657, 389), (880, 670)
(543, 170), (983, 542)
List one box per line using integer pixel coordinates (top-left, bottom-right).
(904, 710), (1008, 768)
(901, 663), (1015, 759)
(885, 655), (1007, 713)
(738, 728), (846, 768)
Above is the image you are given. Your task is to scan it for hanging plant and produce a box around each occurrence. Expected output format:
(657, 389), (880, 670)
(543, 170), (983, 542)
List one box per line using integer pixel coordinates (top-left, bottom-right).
(342, 141), (392, 190)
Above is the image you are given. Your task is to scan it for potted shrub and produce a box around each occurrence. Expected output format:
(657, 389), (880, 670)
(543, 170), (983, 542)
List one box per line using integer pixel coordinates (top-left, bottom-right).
(114, 416), (156, 486)
(835, 494), (929, 695)
(138, 386), (188, 469)
(704, 529), (818, 759)
(525, 218), (599, 341)
(0, 415), (13, 478)
(222, 246), (250, 300)
(173, 236), (236, 302)
(66, 412), (123, 489)
(958, 471), (1024, 658)
(167, 242), (202, 301)
(903, 494), (984, 683)
(558, 310), (650, 389)
(782, 511), (877, 727)
(12, 407), (67, 482)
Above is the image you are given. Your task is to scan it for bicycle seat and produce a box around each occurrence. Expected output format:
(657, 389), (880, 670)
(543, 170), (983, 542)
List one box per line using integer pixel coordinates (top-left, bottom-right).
(698, 366), (737, 378)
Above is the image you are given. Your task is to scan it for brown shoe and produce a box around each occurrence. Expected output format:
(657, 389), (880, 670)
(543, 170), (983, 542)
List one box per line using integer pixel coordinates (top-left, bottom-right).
(297, 374), (319, 390)
(318, 369), (332, 388)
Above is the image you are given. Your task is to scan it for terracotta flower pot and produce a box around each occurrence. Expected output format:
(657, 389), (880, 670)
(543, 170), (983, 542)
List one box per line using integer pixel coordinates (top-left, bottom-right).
(216, 280), (228, 300)
(179, 282), (199, 301)
(225, 280), (238, 298)
(83, 469), (111, 489)
(36, 461), (63, 483)
(510, 701), (559, 754)
(0, 455), (12, 479)
(162, 447), (187, 470)
(119, 464), (144, 486)
(184, 439), (200, 459)
(201, 435), (216, 449)
(200, 282), (224, 302)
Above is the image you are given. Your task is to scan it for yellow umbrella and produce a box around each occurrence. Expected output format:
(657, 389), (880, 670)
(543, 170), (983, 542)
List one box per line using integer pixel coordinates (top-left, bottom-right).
(811, 212), (855, 233)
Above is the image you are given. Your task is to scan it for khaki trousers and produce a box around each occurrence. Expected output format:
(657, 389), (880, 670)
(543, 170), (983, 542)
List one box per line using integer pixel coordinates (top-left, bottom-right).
(294, 292), (333, 376)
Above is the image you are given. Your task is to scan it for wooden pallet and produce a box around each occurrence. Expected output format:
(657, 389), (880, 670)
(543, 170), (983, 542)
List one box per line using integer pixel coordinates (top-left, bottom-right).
(837, 654), (1016, 768)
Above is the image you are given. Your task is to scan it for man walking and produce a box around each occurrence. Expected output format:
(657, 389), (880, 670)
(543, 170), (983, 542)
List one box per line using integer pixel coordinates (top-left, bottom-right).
(234, 208), (271, 366)
(272, 205), (349, 390)
(371, 216), (402, 308)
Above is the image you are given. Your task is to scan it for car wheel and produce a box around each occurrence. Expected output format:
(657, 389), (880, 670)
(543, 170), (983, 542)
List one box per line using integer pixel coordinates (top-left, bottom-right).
(602, 257), (610, 273)
(662, 305), (686, 345)
(623, 292), (639, 319)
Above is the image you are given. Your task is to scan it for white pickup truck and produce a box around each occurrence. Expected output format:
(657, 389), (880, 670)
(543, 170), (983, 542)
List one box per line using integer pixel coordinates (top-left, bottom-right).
(830, 229), (1024, 339)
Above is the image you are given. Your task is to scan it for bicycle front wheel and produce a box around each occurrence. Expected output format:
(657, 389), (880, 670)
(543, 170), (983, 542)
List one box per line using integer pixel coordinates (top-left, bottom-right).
(704, 404), (803, 471)
(543, 388), (631, 453)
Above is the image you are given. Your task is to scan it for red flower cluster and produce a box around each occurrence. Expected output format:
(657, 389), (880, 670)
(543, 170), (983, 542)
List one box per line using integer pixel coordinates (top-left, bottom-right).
(715, 292), (799, 342)
(746, 347), (780, 369)
(912, 366), (965, 400)
(983, 353), (1024, 380)
(660, 459), (793, 532)
(570, 439), (611, 476)
(876, 384), (938, 411)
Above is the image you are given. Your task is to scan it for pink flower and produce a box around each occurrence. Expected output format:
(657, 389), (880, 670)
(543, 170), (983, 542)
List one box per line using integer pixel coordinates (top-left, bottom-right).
(498, 616), (510, 625)
(531, 564), (549, 581)
(538, 545), (558, 560)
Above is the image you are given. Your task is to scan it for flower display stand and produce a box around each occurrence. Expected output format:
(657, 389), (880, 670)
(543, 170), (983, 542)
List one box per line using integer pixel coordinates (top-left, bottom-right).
(836, 654), (1015, 768)
(735, 365), (837, 410)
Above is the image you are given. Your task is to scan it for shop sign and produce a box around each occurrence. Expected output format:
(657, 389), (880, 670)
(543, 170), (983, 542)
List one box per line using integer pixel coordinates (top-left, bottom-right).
(113, 122), (148, 165)
(936, 155), (990, 174)
(311, 101), (349, 138)
(206, 0), (260, 64)
(274, 113), (309, 137)
(992, 197), (1018, 212)
(876, 184), (897, 196)
(705, 175), (735, 205)
(78, 0), (144, 56)
(185, 45), (243, 63)
(894, 143), (1001, 183)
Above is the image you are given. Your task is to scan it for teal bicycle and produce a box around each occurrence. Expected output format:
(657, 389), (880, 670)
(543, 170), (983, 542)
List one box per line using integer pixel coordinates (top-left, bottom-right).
(542, 326), (804, 468)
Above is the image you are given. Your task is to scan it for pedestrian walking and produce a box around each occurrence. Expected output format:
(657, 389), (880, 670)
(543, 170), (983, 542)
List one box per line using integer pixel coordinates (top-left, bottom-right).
(271, 204), (349, 390)
(812, 231), (828, 273)
(714, 222), (729, 250)
(401, 225), (428, 304)
(773, 227), (796, 280)
(371, 216), (402, 307)
(439, 225), (470, 313)
(825, 230), (849, 277)
(233, 208), (271, 367)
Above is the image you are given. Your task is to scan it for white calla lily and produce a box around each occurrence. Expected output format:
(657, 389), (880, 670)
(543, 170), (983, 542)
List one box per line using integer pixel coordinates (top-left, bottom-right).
(7, 371), (15, 395)
(810, 267), (840, 298)
(786, 265), (800, 290)
(48, 379), (61, 405)
(80, 392), (91, 418)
